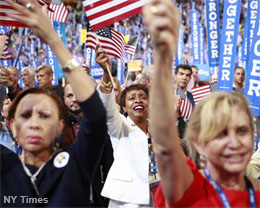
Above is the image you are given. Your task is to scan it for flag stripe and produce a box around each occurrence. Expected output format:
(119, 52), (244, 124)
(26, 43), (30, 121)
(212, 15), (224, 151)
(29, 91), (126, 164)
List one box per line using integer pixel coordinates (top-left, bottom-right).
(0, 1), (29, 28)
(48, 0), (68, 22)
(86, 0), (140, 20)
(191, 85), (211, 104)
(180, 97), (193, 120)
(0, 0), (55, 27)
(125, 45), (135, 55)
(83, 0), (149, 31)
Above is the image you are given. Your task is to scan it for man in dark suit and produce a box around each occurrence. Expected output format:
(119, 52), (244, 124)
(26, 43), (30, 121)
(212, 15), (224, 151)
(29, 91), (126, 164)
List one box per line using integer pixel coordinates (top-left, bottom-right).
(174, 64), (195, 154)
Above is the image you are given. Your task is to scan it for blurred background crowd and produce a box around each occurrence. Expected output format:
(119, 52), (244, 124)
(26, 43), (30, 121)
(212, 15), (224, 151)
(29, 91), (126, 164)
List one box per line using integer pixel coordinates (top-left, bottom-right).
(5, 0), (248, 70)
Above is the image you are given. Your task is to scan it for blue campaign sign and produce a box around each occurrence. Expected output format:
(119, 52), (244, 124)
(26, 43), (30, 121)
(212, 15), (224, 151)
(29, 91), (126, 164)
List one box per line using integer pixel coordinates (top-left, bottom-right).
(199, 25), (205, 64)
(247, 0), (259, 61)
(85, 47), (93, 66)
(142, 50), (152, 66)
(241, 9), (249, 69)
(191, 64), (211, 81)
(176, 26), (184, 66)
(191, 10), (201, 64)
(90, 65), (103, 80)
(205, 0), (220, 67)
(46, 45), (58, 85)
(176, 5), (184, 66)
(0, 26), (7, 34)
(53, 21), (65, 79)
(117, 58), (124, 84)
(217, 0), (241, 92)
(243, 5), (260, 116)
(0, 60), (11, 68)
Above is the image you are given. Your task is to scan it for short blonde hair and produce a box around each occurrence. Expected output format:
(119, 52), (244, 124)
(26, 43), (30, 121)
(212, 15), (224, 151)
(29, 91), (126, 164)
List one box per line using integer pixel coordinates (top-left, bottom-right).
(186, 91), (254, 159)
(36, 65), (53, 75)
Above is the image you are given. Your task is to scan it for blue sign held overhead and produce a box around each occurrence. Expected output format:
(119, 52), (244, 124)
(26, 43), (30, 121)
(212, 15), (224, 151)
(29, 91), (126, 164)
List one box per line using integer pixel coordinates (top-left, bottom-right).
(243, 2), (260, 117)
(241, 10), (249, 69)
(46, 44), (58, 85)
(205, 0), (220, 67)
(199, 25), (205, 64)
(0, 26), (7, 34)
(217, 0), (241, 92)
(247, 0), (259, 60)
(191, 10), (201, 64)
(53, 21), (65, 79)
(176, 26), (184, 66)
(117, 58), (124, 84)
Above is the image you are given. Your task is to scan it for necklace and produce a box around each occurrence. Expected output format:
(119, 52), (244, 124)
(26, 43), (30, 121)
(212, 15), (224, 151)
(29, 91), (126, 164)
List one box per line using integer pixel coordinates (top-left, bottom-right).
(20, 150), (57, 196)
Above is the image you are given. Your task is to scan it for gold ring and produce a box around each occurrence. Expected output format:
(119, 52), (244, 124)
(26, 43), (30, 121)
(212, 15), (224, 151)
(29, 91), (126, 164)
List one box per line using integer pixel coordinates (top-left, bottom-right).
(151, 5), (158, 14)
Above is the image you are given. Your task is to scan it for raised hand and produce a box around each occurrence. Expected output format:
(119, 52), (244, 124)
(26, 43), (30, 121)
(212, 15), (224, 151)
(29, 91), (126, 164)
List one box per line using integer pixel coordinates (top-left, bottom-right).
(143, 0), (180, 58)
(0, 65), (17, 87)
(95, 45), (112, 73)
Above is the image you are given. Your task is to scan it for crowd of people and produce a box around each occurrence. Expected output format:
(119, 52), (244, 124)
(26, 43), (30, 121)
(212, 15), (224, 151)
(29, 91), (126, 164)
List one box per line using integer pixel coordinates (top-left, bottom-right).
(4, 0), (249, 70)
(0, 0), (260, 207)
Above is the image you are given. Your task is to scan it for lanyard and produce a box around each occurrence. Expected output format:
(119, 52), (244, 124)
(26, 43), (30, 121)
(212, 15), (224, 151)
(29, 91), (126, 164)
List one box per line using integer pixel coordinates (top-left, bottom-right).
(204, 167), (256, 208)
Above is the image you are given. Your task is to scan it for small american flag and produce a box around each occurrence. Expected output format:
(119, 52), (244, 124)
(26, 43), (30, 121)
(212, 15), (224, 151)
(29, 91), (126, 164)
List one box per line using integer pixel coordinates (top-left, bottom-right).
(125, 35), (138, 56)
(48, 0), (68, 23)
(191, 85), (211, 105)
(83, 0), (149, 31)
(86, 26), (125, 64)
(176, 86), (193, 120)
(0, 0), (54, 27)
(180, 97), (193, 120)
(0, 34), (12, 60)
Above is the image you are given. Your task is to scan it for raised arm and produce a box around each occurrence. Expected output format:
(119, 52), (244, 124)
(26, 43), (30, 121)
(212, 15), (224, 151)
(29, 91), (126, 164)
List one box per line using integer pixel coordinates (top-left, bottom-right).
(6, 0), (95, 101)
(143, 0), (193, 204)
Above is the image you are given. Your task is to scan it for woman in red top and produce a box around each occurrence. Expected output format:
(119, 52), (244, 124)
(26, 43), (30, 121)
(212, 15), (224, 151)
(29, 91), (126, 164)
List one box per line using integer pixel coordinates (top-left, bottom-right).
(143, 0), (260, 207)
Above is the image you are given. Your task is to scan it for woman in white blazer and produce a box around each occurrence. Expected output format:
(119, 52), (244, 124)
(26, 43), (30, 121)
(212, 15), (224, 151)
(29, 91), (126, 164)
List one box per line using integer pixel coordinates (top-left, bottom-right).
(96, 46), (159, 207)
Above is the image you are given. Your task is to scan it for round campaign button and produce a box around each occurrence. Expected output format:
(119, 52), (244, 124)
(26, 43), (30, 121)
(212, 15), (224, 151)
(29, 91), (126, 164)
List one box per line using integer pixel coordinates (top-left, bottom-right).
(53, 152), (70, 168)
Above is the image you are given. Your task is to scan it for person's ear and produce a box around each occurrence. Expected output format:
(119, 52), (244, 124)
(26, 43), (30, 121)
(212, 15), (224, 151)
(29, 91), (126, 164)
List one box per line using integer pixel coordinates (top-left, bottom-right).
(57, 119), (65, 136)
(9, 119), (17, 139)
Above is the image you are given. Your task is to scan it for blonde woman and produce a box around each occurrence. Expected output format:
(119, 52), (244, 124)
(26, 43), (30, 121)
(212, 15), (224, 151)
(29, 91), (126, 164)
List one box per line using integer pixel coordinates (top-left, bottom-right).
(144, 0), (260, 207)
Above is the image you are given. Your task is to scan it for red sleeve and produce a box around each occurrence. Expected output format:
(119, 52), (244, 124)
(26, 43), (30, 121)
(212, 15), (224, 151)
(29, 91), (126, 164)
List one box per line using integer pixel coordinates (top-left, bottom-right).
(153, 157), (207, 207)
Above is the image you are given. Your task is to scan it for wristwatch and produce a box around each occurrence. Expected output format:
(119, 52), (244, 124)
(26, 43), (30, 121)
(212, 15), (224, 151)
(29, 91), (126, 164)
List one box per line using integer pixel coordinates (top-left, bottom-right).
(62, 58), (80, 73)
